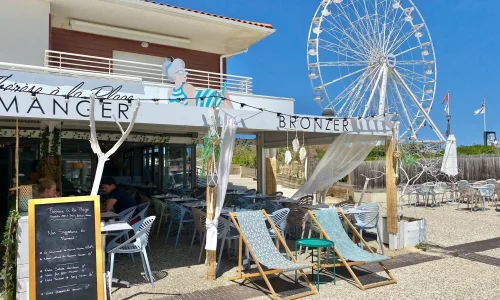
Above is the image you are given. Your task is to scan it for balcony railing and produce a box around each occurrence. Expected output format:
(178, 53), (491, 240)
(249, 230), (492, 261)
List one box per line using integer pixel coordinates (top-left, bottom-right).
(44, 50), (253, 94)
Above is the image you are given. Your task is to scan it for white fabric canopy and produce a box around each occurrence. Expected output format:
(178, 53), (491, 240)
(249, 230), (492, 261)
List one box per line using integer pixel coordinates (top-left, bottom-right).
(205, 114), (237, 251)
(440, 134), (458, 177)
(293, 133), (381, 199)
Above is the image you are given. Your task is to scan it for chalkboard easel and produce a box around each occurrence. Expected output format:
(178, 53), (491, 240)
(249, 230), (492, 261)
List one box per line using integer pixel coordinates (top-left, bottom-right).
(28, 196), (104, 300)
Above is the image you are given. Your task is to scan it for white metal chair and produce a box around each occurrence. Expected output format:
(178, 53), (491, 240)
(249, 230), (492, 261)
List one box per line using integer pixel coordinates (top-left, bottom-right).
(476, 184), (495, 211)
(108, 206), (137, 238)
(106, 216), (156, 288)
(165, 202), (194, 248)
(353, 203), (384, 254)
(268, 208), (290, 240)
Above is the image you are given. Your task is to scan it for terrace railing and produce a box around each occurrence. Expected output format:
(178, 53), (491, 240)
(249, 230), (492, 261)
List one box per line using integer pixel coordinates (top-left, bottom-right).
(44, 50), (253, 94)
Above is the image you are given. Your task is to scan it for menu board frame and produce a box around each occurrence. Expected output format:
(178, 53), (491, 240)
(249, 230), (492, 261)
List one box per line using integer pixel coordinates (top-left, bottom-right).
(28, 196), (104, 300)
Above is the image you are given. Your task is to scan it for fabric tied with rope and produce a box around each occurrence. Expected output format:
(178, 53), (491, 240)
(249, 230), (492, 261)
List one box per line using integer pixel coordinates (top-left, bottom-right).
(205, 114), (237, 251)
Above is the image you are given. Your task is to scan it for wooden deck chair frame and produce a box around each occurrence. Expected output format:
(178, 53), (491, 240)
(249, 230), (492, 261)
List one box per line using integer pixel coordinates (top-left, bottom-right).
(228, 209), (317, 300)
(308, 209), (397, 290)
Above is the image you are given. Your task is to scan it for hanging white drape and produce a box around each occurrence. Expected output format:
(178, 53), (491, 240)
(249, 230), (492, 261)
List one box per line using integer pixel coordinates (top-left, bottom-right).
(293, 133), (381, 199)
(205, 114), (237, 251)
(440, 134), (458, 177)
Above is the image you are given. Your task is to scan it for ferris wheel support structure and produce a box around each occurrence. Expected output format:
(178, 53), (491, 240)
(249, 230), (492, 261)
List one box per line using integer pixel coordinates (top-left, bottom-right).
(392, 69), (445, 141)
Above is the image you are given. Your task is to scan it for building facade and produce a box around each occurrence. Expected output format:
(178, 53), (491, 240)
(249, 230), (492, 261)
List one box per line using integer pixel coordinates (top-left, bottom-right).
(0, 0), (391, 214)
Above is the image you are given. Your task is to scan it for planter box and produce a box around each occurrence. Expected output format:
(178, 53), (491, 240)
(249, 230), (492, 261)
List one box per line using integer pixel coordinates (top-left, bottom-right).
(381, 216), (427, 250)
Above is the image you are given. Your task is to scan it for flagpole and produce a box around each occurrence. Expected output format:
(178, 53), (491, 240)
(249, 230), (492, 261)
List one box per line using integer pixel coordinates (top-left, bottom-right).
(445, 91), (451, 137)
(484, 98), (486, 132)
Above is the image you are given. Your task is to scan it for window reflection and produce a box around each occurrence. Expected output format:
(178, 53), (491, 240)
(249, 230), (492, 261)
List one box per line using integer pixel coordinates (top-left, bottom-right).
(163, 145), (191, 191)
(61, 140), (92, 194)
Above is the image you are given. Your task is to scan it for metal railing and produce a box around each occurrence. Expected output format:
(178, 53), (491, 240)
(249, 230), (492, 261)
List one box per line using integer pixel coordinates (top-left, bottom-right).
(44, 50), (253, 94)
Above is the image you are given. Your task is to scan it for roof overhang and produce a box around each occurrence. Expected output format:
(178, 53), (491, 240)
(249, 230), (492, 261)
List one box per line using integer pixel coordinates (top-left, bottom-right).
(48, 0), (275, 55)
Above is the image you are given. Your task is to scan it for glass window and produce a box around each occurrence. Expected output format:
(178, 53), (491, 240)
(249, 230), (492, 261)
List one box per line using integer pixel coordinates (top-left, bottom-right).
(163, 145), (192, 191)
(61, 140), (92, 194)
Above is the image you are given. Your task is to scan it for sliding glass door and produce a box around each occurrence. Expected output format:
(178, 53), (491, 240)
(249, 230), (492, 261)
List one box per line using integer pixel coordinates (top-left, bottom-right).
(163, 145), (192, 191)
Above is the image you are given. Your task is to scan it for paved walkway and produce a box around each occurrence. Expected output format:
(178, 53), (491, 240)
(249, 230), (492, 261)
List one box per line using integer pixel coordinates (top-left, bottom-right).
(161, 236), (500, 300)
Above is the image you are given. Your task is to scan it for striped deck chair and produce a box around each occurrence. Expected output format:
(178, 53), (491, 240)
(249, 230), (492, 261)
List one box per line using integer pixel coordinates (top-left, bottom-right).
(308, 209), (396, 290)
(229, 210), (316, 300)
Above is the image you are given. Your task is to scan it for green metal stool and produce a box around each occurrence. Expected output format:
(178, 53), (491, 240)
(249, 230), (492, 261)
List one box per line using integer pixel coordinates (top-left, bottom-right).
(295, 238), (335, 291)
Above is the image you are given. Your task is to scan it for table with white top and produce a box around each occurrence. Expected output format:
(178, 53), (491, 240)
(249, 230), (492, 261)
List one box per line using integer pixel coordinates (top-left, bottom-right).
(167, 197), (199, 203)
(100, 211), (119, 219)
(341, 208), (369, 215)
(183, 201), (206, 208)
(271, 197), (298, 204)
(302, 204), (330, 210)
(101, 221), (133, 298)
(152, 194), (178, 200)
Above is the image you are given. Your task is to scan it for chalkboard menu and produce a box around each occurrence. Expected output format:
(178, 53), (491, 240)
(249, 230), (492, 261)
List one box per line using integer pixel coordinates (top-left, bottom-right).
(29, 196), (103, 300)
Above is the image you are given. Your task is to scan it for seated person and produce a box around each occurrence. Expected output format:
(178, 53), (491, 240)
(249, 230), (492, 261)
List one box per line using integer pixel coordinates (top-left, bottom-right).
(38, 179), (59, 198)
(101, 177), (136, 213)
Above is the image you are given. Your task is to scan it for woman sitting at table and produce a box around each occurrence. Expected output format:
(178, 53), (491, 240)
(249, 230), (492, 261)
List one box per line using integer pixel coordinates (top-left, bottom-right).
(101, 177), (136, 213)
(38, 179), (59, 198)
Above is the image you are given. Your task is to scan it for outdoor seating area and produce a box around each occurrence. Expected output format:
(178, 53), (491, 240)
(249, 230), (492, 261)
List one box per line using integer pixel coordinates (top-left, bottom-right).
(98, 175), (500, 300)
(400, 179), (500, 212)
(98, 183), (401, 299)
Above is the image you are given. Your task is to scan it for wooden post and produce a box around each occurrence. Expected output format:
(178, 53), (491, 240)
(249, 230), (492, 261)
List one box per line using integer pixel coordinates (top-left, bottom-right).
(265, 157), (277, 195)
(205, 158), (217, 280)
(347, 173), (353, 201)
(385, 137), (398, 234)
(15, 119), (19, 212)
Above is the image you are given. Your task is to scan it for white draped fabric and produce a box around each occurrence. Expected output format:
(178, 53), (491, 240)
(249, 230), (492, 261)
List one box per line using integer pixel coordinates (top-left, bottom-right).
(293, 133), (381, 199)
(205, 114), (237, 251)
(440, 134), (458, 176)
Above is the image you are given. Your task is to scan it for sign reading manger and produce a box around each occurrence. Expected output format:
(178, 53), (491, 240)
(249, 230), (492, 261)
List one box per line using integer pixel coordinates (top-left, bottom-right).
(28, 196), (103, 300)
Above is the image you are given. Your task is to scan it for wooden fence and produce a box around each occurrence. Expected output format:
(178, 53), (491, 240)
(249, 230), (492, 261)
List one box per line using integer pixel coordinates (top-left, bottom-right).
(351, 155), (500, 190)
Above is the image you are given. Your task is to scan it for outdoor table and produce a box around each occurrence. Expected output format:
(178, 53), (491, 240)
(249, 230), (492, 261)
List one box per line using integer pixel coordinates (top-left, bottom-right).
(166, 197), (199, 203)
(100, 211), (119, 219)
(271, 197), (298, 204)
(295, 238), (335, 291)
(101, 221), (133, 297)
(183, 200), (206, 208)
(341, 208), (369, 214)
(220, 207), (252, 216)
(152, 194), (177, 200)
(302, 204), (329, 210)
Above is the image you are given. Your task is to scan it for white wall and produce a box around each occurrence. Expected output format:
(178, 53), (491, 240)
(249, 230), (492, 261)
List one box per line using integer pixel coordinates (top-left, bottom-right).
(0, 0), (50, 66)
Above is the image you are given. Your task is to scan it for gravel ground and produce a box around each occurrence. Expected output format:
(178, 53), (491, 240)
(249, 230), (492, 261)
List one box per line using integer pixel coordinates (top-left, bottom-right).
(109, 235), (238, 299)
(109, 200), (500, 300)
(251, 257), (500, 300)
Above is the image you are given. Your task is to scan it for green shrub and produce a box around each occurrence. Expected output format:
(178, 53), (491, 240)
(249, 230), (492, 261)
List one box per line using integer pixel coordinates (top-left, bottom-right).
(1, 210), (20, 300)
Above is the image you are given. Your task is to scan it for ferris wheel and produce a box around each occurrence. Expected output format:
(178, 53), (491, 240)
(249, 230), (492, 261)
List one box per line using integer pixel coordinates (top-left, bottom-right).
(307, 0), (445, 142)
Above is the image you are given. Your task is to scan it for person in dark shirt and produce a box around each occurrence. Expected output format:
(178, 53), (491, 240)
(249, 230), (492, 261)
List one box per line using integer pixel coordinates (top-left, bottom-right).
(101, 177), (136, 213)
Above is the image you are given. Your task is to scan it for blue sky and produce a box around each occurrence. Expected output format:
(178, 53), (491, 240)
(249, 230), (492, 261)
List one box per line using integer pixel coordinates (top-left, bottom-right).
(162, 0), (500, 145)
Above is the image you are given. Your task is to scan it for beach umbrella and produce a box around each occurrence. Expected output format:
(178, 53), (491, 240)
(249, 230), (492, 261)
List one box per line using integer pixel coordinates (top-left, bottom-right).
(441, 134), (458, 176)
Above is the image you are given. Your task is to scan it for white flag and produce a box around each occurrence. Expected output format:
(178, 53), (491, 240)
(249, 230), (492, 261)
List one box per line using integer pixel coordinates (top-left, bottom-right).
(474, 100), (485, 115)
